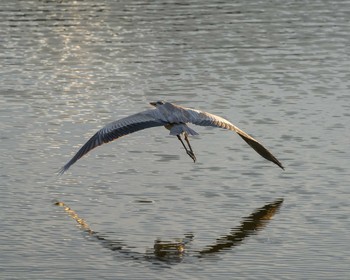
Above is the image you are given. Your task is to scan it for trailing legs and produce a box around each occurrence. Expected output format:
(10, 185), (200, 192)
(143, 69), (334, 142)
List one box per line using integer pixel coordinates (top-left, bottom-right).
(177, 134), (196, 162)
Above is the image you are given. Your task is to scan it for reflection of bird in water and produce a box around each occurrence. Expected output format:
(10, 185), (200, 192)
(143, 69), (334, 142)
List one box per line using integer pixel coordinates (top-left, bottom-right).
(199, 198), (284, 255)
(54, 201), (192, 260)
(54, 202), (94, 234)
(59, 101), (284, 174)
(54, 198), (283, 262)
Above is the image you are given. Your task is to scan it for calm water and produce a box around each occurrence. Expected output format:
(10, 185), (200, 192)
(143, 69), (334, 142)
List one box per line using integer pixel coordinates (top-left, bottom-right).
(1, 0), (349, 279)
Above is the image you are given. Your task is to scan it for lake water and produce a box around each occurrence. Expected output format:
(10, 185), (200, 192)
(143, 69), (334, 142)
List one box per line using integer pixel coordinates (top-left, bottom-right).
(1, 0), (349, 279)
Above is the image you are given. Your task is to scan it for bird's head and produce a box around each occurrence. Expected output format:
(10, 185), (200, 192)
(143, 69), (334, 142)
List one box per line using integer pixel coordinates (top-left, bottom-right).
(150, 101), (165, 107)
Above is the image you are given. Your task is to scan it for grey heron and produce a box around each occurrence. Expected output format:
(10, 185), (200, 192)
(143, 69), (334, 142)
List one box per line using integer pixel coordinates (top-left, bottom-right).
(59, 101), (284, 174)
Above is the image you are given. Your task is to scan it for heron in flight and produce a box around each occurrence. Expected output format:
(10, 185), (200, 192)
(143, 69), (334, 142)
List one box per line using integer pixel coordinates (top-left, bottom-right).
(59, 101), (284, 174)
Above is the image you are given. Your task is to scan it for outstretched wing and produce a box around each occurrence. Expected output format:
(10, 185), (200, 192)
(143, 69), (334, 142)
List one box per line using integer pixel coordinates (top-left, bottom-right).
(59, 110), (165, 174)
(176, 105), (284, 170)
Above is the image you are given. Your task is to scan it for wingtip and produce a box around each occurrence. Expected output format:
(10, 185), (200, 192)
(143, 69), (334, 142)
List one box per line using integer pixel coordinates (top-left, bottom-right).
(57, 165), (68, 176)
(277, 161), (285, 170)
(57, 169), (64, 176)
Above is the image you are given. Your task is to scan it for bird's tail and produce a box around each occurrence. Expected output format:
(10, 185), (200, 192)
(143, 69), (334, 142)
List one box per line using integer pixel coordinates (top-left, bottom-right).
(169, 124), (199, 136)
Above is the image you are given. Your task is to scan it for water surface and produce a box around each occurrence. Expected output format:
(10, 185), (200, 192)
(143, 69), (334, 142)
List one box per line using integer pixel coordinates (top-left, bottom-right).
(1, 1), (349, 279)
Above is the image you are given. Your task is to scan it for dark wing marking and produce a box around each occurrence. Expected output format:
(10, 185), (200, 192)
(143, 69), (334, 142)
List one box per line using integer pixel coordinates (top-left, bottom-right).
(59, 110), (165, 174)
(182, 107), (284, 170)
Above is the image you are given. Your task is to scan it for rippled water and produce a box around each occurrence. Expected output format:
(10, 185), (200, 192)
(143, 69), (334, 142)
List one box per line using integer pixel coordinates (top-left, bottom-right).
(1, 1), (349, 279)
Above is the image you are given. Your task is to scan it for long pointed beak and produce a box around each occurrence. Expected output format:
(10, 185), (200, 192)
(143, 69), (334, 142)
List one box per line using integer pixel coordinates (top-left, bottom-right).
(150, 102), (156, 107)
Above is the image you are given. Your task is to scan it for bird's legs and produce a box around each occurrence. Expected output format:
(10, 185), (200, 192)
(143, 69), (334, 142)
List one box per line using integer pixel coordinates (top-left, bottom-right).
(184, 134), (195, 156)
(177, 134), (196, 162)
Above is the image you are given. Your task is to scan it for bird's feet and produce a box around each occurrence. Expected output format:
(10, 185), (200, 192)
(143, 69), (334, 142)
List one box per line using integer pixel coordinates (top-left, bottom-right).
(186, 150), (196, 163)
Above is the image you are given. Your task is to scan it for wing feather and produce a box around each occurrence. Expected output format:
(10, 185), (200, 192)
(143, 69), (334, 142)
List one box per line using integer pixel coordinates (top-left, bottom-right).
(177, 106), (284, 170)
(59, 110), (165, 174)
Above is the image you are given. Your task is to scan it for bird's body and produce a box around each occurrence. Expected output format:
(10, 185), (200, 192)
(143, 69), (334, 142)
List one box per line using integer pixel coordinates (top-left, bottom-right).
(59, 101), (284, 174)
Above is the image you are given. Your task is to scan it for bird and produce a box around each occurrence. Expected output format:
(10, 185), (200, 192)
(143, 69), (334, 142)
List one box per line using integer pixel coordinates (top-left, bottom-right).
(59, 101), (284, 174)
